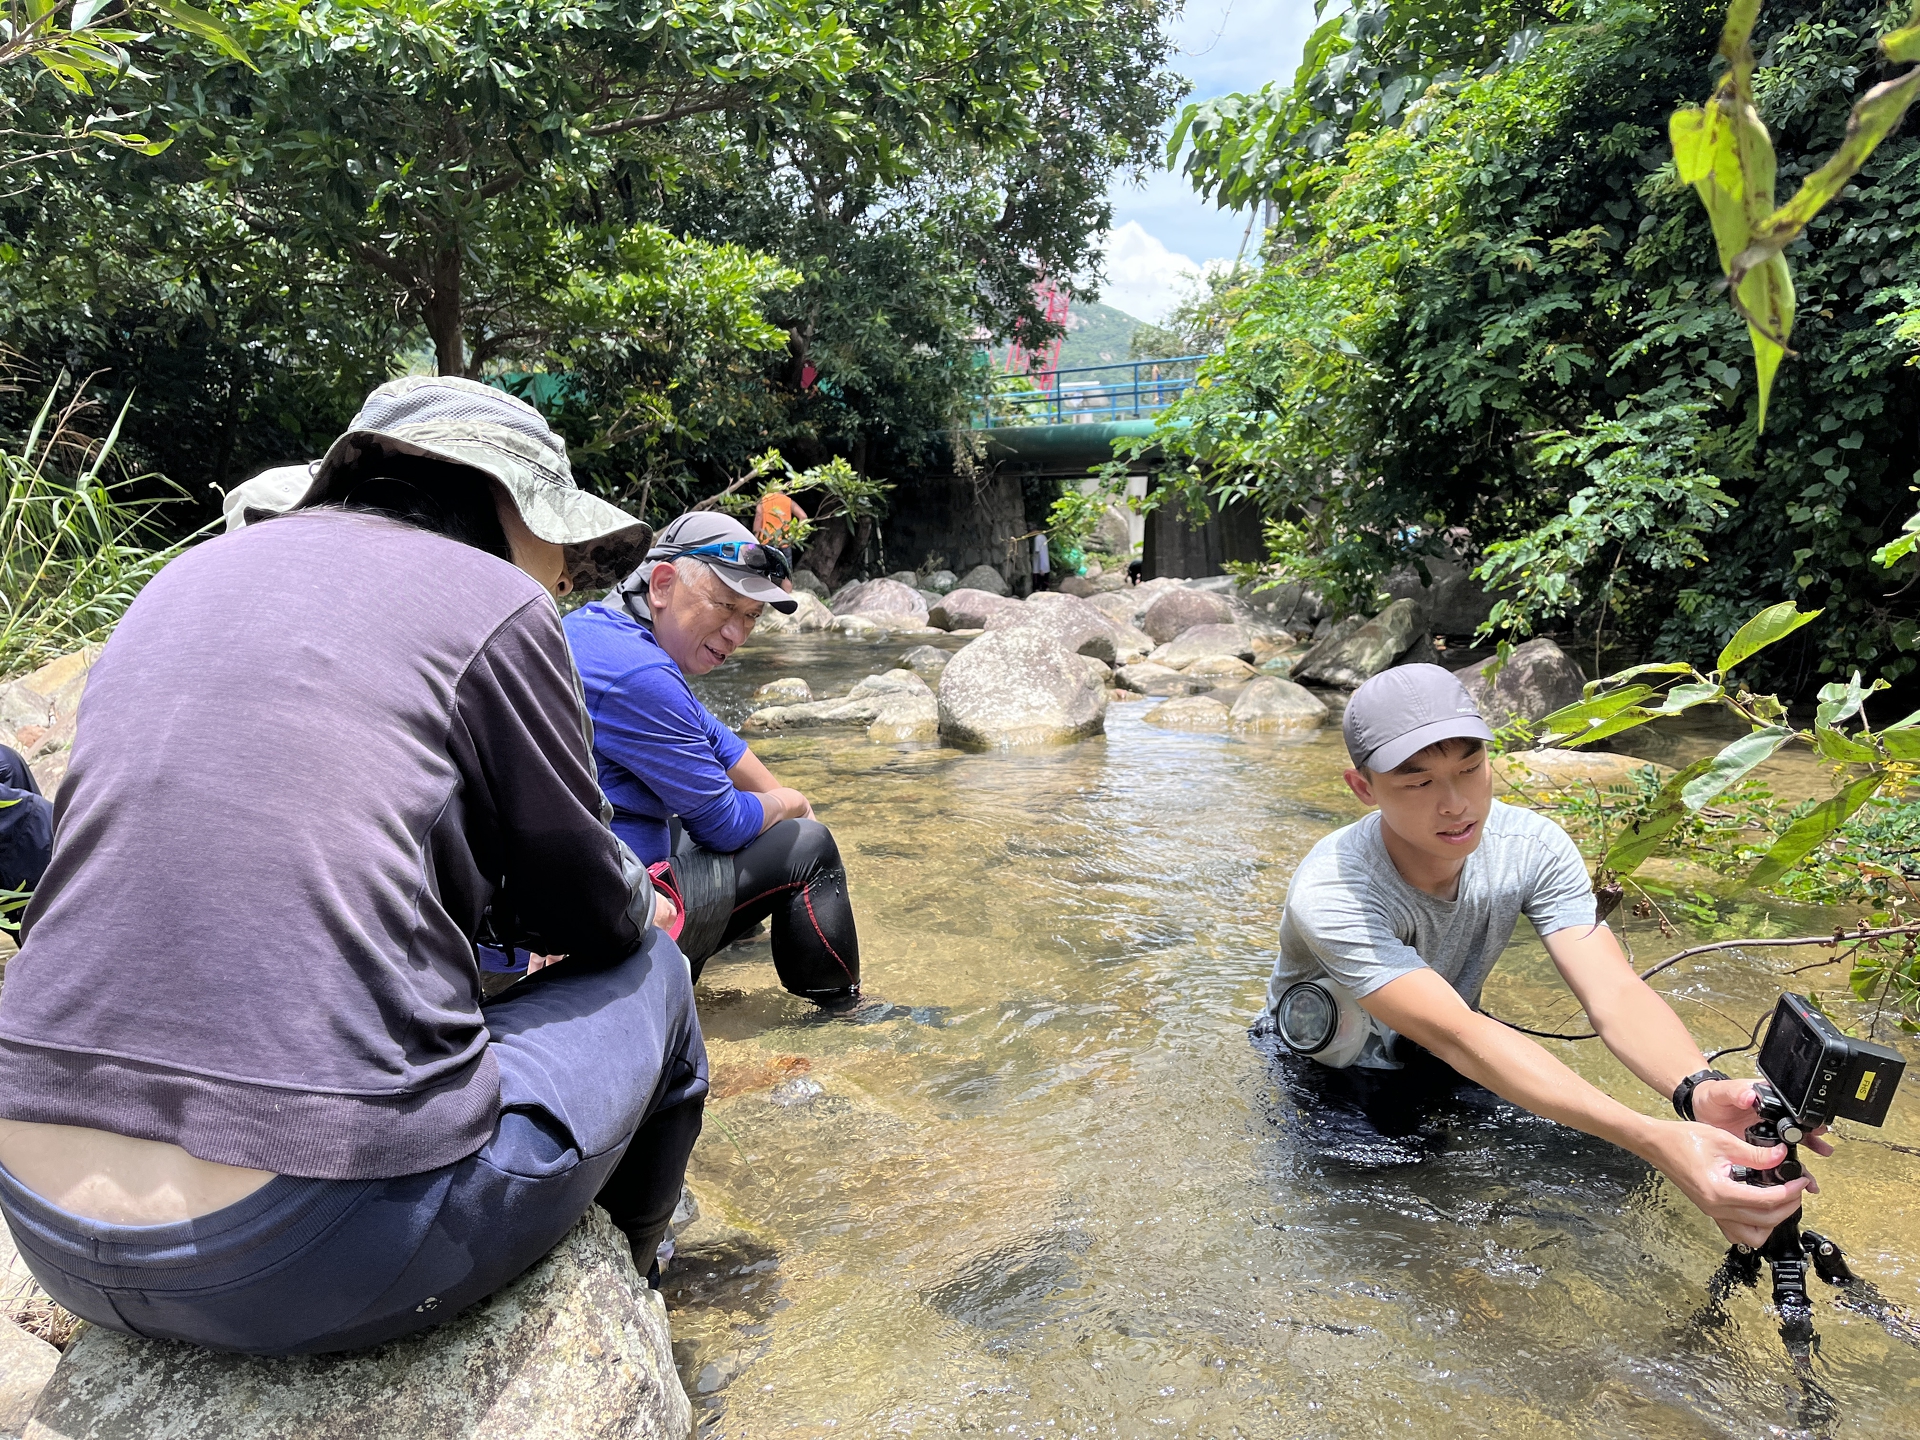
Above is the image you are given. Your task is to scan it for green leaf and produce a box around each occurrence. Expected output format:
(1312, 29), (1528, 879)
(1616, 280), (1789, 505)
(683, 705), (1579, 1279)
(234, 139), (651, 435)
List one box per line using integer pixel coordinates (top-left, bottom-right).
(142, 0), (257, 70)
(1534, 685), (1655, 741)
(1682, 725), (1791, 810)
(1745, 771), (1886, 891)
(1582, 663), (1693, 699)
(1652, 681), (1723, 716)
(1605, 757), (1716, 873)
(1879, 728), (1920, 762)
(1815, 725), (1877, 764)
(1815, 669), (1888, 729)
(71, 0), (112, 30)
(1561, 707), (1661, 749)
(1716, 603), (1822, 673)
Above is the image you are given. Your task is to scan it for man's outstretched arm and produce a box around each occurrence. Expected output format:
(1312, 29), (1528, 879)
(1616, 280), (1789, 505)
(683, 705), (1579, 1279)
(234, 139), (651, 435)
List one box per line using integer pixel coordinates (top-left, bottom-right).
(1359, 967), (1810, 1247)
(1544, 923), (1834, 1156)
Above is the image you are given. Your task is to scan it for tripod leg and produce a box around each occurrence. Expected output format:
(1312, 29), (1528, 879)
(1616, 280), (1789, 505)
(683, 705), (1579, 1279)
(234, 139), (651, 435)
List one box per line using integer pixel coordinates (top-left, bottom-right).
(1762, 1211), (1816, 1346)
(1800, 1229), (1856, 1287)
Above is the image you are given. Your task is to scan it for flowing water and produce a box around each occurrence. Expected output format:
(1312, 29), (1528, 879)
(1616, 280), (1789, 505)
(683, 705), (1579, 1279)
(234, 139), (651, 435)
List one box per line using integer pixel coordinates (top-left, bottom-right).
(667, 633), (1920, 1439)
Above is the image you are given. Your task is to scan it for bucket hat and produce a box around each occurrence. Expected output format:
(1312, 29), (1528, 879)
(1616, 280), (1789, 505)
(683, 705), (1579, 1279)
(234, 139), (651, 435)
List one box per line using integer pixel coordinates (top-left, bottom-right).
(221, 376), (651, 591)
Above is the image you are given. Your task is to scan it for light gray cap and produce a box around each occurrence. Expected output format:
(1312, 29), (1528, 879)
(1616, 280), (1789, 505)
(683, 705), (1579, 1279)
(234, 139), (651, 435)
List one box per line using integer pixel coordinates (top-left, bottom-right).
(616, 511), (798, 614)
(1343, 663), (1494, 772)
(219, 376), (652, 591)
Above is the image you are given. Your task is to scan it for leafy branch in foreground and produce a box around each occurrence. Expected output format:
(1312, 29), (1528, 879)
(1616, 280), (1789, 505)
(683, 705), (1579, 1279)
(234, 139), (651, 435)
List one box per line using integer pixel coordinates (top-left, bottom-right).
(1671, 0), (1920, 427)
(0, 376), (196, 680)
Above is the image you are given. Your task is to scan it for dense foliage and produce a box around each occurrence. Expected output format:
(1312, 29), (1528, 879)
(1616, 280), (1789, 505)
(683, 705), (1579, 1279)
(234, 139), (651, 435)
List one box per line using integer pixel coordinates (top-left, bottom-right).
(1157, 0), (1920, 692)
(1, 0), (1182, 534)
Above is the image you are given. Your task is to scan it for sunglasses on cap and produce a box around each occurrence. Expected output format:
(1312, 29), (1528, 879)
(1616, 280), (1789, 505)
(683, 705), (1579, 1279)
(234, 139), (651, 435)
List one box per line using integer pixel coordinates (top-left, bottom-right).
(659, 539), (793, 582)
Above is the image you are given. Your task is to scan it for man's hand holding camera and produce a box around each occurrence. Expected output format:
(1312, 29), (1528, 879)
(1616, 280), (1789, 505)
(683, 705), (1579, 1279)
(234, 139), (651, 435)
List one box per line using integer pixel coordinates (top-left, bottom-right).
(1641, 1105), (1825, 1250)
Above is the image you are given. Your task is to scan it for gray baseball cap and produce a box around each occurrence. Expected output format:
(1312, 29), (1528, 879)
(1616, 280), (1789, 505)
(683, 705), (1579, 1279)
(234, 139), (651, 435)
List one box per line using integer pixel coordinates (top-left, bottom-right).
(620, 511), (798, 614)
(1343, 663), (1494, 772)
(220, 376), (652, 591)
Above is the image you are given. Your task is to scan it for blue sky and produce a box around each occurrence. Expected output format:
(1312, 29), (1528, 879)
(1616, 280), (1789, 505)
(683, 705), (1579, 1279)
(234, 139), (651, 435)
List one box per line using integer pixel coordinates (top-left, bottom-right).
(1097, 0), (1321, 321)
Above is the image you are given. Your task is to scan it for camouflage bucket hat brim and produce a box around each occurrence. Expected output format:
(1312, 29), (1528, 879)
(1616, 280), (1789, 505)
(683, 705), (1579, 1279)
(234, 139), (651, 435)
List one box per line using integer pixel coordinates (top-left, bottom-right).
(233, 376), (651, 592)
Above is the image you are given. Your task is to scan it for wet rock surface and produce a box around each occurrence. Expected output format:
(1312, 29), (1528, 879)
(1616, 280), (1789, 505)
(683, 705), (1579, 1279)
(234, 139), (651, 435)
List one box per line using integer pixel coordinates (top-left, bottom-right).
(895, 646), (951, 681)
(1149, 623), (1257, 669)
(22, 1207), (690, 1440)
(1142, 694), (1232, 731)
(936, 628), (1107, 749)
(1228, 678), (1329, 732)
(750, 678), (812, 706)
(1113, 663), (1200, 698)
(830, 579), (928, 627)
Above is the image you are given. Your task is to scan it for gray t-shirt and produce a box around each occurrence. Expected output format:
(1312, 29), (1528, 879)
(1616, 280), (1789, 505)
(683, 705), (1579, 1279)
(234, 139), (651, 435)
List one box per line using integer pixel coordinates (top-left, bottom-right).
(1266, 800), (1598, 1066)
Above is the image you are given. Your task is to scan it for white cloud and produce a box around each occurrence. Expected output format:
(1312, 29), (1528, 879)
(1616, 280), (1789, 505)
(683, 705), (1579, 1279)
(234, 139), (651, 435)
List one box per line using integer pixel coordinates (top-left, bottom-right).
(1093, 221), (1210, 324)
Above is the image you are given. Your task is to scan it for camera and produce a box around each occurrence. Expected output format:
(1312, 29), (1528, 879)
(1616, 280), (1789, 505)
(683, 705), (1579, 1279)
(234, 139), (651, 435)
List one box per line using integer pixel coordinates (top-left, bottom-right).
(1756, 992), (1905, 1132)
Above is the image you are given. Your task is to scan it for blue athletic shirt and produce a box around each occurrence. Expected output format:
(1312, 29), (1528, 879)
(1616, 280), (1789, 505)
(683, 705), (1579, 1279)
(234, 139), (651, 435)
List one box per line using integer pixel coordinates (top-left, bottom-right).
(563, 599), (762, 864)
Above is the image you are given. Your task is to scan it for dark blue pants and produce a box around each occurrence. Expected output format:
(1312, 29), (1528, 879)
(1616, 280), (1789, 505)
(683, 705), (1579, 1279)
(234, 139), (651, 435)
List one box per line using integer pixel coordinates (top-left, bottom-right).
(0, 926), (706, 1356)
(0, 744), (52, 893)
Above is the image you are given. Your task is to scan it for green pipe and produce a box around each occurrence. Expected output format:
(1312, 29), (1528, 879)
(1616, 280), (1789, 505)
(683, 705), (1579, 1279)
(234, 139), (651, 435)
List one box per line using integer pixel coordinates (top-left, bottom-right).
(970, 419), (1189, 468)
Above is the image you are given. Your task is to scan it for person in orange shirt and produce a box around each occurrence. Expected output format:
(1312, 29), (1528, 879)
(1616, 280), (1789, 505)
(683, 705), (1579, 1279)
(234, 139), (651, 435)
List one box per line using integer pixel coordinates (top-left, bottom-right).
(752, 490), (808, 562)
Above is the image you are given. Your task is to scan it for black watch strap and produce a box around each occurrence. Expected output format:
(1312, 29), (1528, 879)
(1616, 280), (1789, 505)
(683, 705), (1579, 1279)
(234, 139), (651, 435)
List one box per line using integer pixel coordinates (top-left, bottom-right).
(1672, 1068), (1730, 1122)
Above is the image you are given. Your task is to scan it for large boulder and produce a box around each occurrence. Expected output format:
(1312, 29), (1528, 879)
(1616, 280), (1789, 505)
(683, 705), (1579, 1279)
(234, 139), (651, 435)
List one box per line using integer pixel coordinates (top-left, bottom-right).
(1143, 694), (1232, 731)
(789, 569), (829, 599)
(830, 578), (928, 626)
(1149, 623), (1257, 669)
(1459, 637), (1586, 730)
(1088, 505), (1132, 557)
(751, 677), (811, 705)
(1087, 591), (1144, 628)
(954, 563), (1010, 597)
(936, 628), (1107, 749)
(1290, 600), (1427, 688)
(20, 1206), (690, 1440)
(1235, 581), (1326, 636)
(1180, 655), (1257, 685)
(1229, 678), (1329, 733)
(884, 570), (919, 589)
(2, 1319), (59, 1439)
(1141, 587), (1234, 645)
(1079, 622), (1153, 668)
(866, 693), (940, 744)
(988, 593), (1150, 668)
(1493, 748), (1671, 795)
(922, 569), (959, 595)
(927, 588), (1021, 632)
(1382, 557), (1499, 637)
(1056, 575), (1100, 598)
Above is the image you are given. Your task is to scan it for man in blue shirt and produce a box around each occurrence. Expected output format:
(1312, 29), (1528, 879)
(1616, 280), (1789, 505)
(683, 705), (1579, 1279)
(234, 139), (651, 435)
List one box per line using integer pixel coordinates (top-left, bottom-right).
(565, 513), (863, 1009)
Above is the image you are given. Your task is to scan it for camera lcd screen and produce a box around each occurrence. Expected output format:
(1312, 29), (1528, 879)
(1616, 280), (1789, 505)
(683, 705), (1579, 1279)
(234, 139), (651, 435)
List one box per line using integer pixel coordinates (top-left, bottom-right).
(1758, 996), (1829, 1114)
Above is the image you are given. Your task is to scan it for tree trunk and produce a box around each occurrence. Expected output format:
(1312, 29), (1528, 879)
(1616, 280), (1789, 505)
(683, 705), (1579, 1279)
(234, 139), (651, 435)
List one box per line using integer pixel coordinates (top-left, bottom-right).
(423, 247), (466, 377)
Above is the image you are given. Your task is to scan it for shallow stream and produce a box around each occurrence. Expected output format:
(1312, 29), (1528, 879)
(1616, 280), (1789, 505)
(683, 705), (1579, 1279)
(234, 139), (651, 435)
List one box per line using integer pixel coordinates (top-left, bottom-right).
(667, 633), (1920, 1439)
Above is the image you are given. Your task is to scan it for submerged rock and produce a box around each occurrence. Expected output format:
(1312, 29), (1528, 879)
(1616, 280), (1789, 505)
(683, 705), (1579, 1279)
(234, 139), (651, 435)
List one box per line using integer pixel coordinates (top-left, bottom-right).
(867, 694), (940, 744)
(21, 1206), (690, 1440)
(954, 563), (1010, 597)
(927, 588), (1021, 632)
(936, 628), (1107, 749)
(1141, 587), (1233, 645)
(1229, 678), (1329, 733)
(1143, 694), (1232, 731)
(1290, 600), (1426, 688)
(1150, 623), (1257, 669)
(896, 645), (951, 680)
(751, 677), (812, 706)
(1460, 638), (1586, 730)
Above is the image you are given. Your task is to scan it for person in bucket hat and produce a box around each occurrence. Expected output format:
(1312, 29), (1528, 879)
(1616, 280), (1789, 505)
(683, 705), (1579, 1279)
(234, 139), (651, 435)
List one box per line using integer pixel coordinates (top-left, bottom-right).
(1259, 663), (1828, 1251)
(561, 510), (867, 1011)
(223, 375), (653, 593)
(0, 378), (707, 1355)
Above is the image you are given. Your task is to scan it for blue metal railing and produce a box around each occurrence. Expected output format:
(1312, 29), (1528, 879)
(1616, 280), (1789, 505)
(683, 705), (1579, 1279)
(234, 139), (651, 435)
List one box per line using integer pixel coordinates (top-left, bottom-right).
(970, 354), (1211, 428)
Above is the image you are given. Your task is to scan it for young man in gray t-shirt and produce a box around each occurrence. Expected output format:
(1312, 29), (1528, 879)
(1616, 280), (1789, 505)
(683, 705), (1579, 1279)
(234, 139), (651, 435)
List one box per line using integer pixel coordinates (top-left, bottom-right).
(1265, 664), (1827, 1249)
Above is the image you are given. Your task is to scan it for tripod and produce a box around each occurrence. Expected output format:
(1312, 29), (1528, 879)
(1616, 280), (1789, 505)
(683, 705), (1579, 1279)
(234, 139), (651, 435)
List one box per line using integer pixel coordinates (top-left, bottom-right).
(1711, 1089), (1857, 1342)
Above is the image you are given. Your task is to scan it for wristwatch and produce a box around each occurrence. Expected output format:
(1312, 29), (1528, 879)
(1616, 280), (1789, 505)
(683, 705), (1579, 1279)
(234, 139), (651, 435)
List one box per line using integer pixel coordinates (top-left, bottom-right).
(1671, 1068), (1731, 1122)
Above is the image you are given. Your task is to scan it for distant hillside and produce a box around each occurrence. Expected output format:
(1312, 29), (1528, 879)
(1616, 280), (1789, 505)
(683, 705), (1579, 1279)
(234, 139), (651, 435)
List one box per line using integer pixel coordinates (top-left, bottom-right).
(988, 300), (1148, 376)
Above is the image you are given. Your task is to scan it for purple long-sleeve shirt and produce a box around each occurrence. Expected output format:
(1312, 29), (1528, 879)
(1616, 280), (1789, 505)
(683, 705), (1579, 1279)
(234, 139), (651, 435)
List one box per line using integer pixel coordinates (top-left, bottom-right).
(0, 511), (656, 1179)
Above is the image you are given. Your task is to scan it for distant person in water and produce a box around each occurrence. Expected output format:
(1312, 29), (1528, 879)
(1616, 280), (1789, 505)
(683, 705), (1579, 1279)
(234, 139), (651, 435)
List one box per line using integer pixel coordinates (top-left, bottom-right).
(1262, 664), (1830, 1250)
(0, 746), (52, 895)
(0, 377), (706, 1356)
(564, 512), (864, 1010)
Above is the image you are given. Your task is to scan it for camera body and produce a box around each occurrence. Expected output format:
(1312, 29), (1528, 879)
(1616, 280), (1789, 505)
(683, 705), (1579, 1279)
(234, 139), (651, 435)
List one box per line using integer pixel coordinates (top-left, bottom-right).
(1756, 992), (1905, 1131)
